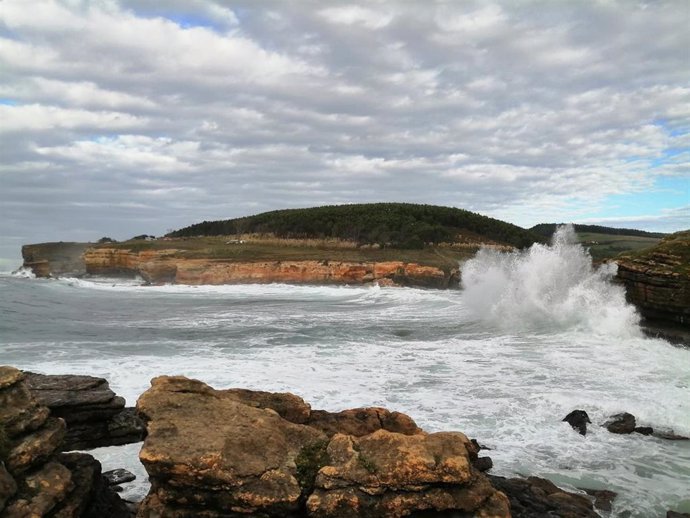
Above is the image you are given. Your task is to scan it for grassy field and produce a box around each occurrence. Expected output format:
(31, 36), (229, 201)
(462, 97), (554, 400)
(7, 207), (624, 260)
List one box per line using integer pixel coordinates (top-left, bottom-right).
(575, 232), (662, 261)
(98, 236), (480, 273)
(617, 230), (690, 274)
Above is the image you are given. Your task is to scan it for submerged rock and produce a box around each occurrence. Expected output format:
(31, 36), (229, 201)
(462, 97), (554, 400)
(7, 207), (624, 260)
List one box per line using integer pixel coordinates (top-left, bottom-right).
(136, 375), (510, 518)
(563, 409), (591, 436)
(605, 412), (636, 434)
(24, 372), (145, 451)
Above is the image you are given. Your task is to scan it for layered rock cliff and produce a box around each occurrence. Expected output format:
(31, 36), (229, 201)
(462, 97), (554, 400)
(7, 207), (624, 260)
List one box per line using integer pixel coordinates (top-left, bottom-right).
(616, 231), (690, 327)
(20, 243), (459, 288)
(84, 247), (458, 288)
(0, 366), (131, 518)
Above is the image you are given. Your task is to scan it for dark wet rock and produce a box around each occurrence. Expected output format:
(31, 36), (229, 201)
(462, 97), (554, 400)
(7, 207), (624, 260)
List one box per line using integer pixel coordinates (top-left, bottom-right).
(103, 468), (136, 486)
(24, 372), (145, 450)
(489, 474), (599, 518)
(581, 487), (617, 512)
(563, 409), (592, 436)
(136, 376), (510, 518)
(667, 511), (690, 518)
(0, 463), (17, 511)
(634, 426), (654, 435)
(605, 412), (637, 434)
(54, 452), (132, 518)
(654, 430), (690, 441)
(473, 456), (493, 472)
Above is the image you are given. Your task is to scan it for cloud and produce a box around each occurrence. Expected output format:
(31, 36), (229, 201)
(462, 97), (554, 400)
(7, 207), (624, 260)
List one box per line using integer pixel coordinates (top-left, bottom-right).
(0, 0), (688, 267)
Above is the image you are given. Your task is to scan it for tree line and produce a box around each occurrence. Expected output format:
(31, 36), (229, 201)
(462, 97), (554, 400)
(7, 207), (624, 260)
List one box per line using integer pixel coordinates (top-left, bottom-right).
(168, 203), (543, 249)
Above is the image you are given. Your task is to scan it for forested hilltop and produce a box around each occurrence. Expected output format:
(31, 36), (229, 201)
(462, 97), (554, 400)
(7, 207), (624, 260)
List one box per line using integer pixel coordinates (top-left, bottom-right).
(168, 203), (543, 249)
(530, 223), (665, 239)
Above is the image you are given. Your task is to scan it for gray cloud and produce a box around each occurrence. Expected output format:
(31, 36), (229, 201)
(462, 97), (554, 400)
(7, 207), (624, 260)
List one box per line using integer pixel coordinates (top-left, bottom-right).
(0, 0), (688, 268)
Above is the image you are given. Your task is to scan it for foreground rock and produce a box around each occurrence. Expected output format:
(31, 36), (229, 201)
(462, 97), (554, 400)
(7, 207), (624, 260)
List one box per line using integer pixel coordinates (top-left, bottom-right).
(24, 372), (146, 451)
(136, 376), (510, 517)
(616, 230), (690, 328)
(488, 475), (600, 518)
(0, 366), (131, 517)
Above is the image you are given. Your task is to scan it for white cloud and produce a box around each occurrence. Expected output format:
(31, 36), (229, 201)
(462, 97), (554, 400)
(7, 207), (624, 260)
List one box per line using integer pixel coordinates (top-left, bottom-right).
(0, 0), (688, 266)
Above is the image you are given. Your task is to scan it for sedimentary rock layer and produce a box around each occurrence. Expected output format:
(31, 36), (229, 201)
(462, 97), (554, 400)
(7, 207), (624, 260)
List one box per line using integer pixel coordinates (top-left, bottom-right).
(0, 366), (130, 518)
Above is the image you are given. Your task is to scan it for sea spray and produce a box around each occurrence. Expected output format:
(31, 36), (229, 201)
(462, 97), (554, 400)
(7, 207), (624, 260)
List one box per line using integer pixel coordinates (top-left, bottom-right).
(461, 225), (640, 335)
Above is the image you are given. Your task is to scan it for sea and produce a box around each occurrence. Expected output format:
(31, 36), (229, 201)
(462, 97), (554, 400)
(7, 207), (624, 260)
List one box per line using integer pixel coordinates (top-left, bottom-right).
(1, 227), (688, 517)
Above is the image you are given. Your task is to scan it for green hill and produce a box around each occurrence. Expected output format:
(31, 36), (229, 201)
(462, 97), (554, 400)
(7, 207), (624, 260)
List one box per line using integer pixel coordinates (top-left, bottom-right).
(530, 223), (666, 239)
(168, 203), (544, 249)
(530, 223), (666, 261)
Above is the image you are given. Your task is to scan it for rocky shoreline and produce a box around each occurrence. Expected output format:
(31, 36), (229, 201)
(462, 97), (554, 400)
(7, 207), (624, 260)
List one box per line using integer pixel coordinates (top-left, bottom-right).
(5, 367), (690, 517)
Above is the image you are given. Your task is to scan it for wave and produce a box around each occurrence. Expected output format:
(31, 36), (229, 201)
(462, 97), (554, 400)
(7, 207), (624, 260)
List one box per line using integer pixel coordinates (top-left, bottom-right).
(460, 225), (640, 336)
(8, 267), (36, 279)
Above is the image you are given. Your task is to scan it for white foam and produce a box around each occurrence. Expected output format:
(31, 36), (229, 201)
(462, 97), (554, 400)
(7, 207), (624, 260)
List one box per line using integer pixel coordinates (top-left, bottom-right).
(460, 225), (641, 336)
(8, 266), (36, 279)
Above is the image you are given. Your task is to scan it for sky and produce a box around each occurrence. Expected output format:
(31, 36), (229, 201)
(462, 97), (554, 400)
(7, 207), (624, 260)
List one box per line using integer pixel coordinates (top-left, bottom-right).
(0, 0), (688, 269)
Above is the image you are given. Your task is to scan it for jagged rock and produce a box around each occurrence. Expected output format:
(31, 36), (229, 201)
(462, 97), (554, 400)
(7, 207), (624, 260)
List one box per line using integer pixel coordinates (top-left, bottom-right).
(307, 407), (422, 437)
(223, 387), (313, 423)
(634, 426), (654, 435)
(53, 452), (132, 518)
(605, 412), (636, 434)
(563, 409), (591, 436)
(136, 376), (509, 518)
(307, 430), (509, 517)
(3, 461), (73, 517)
(6, 417), (66, 474)
(0, 376), (50, 437)
(0, 463), (17, 511)
(0, 367), (24, 390)
(0, 366), (132, 517)
(24, 372), (145, 450)
(137, 376), (326, 517)
(489, 475), (599, 517)
(103, 468), (136, 486)
(581, 488), (617, 512)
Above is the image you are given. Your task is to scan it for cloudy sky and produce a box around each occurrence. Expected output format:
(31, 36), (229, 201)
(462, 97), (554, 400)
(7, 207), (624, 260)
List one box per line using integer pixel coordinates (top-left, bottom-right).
(1, 0), (688, 268)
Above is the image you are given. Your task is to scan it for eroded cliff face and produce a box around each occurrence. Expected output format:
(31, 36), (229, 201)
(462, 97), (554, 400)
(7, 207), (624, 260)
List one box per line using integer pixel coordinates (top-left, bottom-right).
(21, 242), (91, 277)
(82, 248), (459, 288)
(615, 231), (690, 327)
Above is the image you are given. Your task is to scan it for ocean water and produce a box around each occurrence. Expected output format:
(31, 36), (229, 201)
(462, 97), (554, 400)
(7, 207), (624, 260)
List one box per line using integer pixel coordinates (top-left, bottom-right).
(1, 228), (688, 516)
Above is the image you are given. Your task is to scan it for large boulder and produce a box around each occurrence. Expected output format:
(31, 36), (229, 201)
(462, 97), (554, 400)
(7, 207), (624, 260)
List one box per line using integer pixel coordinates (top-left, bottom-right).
(136, 376), (510, 518)
(307, 430), (509, 517)
(24, 372), (146, 450)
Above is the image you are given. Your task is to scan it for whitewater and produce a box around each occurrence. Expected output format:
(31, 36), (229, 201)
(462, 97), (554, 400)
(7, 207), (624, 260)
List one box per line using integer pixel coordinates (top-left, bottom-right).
(1, 227), (688, 516)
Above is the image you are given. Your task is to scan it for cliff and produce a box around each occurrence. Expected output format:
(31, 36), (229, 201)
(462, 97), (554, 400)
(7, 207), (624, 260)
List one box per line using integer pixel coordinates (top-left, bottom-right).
(21, 241), (461, 289)
(616, 230), (690, 327)
(83, 248), (458, 288)
(21, 242), (91, 277)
